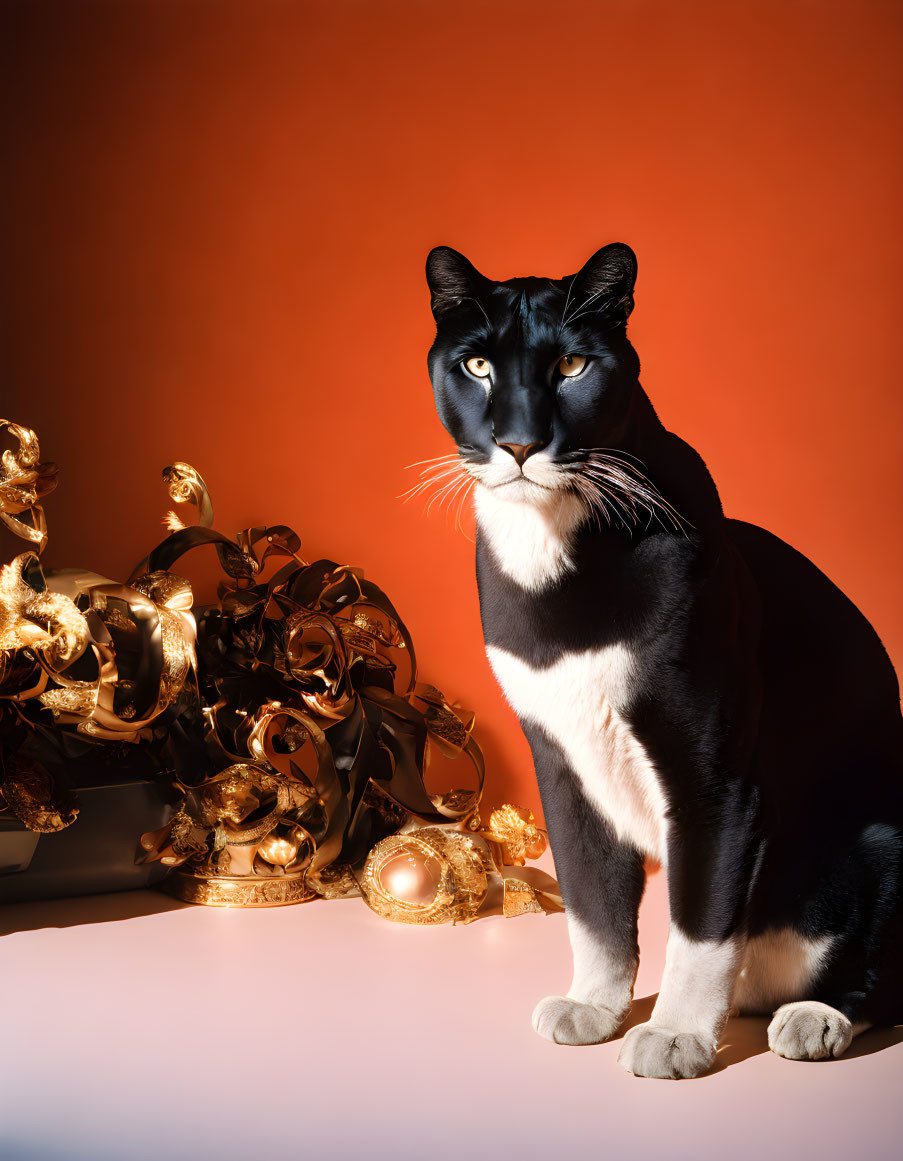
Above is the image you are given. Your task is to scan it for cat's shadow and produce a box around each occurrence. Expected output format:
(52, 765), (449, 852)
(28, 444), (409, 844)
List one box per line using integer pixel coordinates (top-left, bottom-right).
(615, 993), (903, 1072)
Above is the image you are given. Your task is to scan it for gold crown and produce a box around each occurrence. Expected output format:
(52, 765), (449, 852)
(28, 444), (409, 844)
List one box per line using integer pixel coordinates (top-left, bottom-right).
(140, 761), (323, 907)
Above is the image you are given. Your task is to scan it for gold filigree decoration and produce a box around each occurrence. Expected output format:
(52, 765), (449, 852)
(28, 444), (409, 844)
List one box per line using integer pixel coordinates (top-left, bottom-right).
(0, 420), (59, 552)
(502, 877), (545, 918)
(38, 681), (99, 717)
(0, 553), (88, 665)
(358, 827), (489, 924)
(307, 863), (360, 899)
(0, 754), (79, 833)
(356, 809), (559, 924)
(163, 871), (316, 907)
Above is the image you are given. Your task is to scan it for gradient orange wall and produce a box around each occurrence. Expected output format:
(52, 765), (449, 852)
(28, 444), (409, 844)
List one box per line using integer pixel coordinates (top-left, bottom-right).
(3, 0), (901, 813)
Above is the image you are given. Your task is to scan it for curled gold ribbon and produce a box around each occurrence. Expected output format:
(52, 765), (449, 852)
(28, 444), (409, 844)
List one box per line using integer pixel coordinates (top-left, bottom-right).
(0, 420), (58, 553)
(0, 553), (88, 667)
(161, 462), (214, 531)
(38, 577), (197, 741)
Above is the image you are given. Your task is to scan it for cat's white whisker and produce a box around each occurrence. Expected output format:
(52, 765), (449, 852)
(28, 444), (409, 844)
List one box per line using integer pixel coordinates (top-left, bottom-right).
(413, 461), (466, 480)
(398, 477), (450, 501)
(578, 452), (692, 537)
(401, 476), (462, 504)
(398, 455), (473, 503)
(424, 470), (470, 516)
(572, 473), (618, 532)
(399, 451), (477, 540)
(404, 453), (462, 471)
(567, 474), (601, 529)
(558, 273), (579, 335)
(442, 475), (473, 519)
(416, 466), (467, 488)
(582, 446), (647, 467)
(454, 478), (476, 538)
(436, 470), (469, 508)
(562, 285), (617, 328)
(574, 471), (637, 529)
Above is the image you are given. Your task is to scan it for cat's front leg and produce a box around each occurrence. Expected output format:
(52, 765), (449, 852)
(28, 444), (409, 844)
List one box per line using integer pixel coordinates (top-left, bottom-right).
(619, 782), (761, 1079)
(525, 724), (647, 1045)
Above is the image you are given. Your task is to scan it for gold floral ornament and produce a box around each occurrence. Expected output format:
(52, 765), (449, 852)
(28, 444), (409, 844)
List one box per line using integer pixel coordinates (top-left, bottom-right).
(0, 419), (59, 553)
(477, 803), (547, 866)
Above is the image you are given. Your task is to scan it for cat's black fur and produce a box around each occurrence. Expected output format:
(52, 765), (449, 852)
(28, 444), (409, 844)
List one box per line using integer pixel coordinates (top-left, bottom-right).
(424, 242), (903, 1075)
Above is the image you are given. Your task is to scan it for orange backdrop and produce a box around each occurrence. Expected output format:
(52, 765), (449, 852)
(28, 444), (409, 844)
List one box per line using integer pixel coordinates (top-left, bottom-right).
(3, 0), (902, 814)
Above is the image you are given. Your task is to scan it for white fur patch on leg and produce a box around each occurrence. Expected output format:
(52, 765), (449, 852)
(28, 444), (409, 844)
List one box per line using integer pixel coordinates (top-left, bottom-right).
(619, 928), (743, 1079)
(566, 913), (637, 1011)
(767, 1000), (855, 1061)
(532, 914), (638, 1046)
(648, 927), (743, 1039)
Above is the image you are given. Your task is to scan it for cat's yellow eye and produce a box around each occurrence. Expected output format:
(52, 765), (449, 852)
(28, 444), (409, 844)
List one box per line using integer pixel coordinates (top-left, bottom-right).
(558, 354), (587, 378)
(464, 356), (491, 378)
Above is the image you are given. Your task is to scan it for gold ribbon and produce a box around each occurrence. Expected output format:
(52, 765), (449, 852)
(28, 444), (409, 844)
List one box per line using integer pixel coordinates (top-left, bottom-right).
(0, 420), (58, 553)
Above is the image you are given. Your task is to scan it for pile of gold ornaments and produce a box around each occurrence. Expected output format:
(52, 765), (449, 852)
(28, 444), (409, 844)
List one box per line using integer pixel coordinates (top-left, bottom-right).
(0, 419), (560, 921)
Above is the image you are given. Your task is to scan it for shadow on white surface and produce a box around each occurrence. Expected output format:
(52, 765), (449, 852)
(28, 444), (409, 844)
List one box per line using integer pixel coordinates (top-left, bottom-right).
(0, 887), (188, 936)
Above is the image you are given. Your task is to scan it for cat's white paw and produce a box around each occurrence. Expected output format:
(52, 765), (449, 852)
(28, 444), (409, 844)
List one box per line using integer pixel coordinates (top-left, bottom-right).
(767, 1000), (853, 1061)
(531, 995), (624, 1045)
(618, 1022), (716, 1079)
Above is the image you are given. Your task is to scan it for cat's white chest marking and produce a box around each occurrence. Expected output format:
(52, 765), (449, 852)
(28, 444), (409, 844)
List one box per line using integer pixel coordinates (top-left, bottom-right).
(486, 644), (668, 860)
(474, 482), (586, 591)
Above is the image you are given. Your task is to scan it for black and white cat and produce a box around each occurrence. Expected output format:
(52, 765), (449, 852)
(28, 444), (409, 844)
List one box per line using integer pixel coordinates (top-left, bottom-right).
(424, 243), (903, 1079)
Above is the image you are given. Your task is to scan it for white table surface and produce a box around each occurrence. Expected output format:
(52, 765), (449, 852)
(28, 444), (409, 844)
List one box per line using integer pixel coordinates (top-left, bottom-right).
(1, 860), (900, 1161)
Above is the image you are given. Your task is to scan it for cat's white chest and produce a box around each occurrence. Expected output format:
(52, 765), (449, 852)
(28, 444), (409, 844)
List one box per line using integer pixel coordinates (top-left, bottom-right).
(486, 644), (668, 861)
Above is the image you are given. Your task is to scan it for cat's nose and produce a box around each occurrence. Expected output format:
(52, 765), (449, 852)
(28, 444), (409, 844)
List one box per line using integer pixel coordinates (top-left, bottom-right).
(497, 441), (545, 467)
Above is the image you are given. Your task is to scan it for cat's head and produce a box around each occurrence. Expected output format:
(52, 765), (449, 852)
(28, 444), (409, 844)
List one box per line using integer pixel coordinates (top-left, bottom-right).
(425, 244), (641, 509)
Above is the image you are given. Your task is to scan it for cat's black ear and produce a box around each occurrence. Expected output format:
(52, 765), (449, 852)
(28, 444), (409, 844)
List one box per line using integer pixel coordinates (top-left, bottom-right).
(426, 246), (489, 319)
(567, 243), (637, 324)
